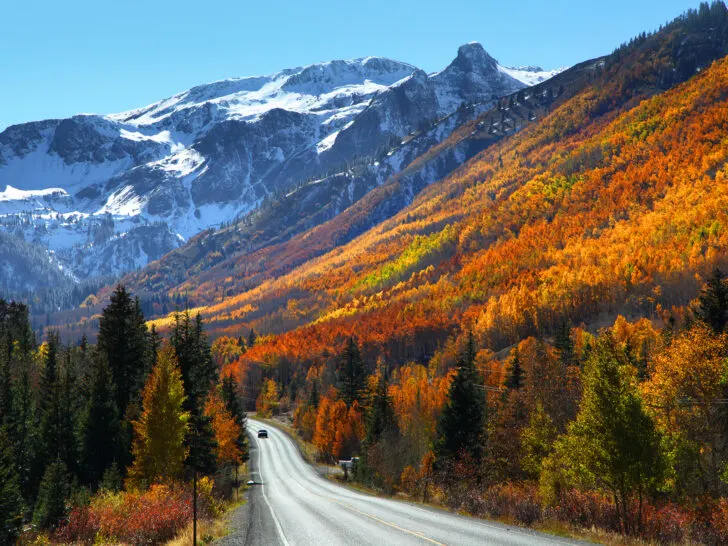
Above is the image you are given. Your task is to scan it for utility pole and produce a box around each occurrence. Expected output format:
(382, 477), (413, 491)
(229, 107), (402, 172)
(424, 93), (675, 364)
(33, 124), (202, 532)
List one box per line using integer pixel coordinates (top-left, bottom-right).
(193, 470), (197, 546)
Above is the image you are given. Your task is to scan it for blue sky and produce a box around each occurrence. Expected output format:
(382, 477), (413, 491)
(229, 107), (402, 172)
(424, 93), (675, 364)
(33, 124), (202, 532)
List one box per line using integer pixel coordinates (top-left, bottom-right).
(0, 0), (701, 130)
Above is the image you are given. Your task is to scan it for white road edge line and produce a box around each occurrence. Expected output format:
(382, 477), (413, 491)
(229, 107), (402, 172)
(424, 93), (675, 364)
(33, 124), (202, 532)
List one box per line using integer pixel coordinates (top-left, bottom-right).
(255, 433), (291, 546)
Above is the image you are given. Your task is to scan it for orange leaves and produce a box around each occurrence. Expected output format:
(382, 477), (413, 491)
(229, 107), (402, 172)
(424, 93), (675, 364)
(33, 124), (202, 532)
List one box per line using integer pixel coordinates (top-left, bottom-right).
(312, 396), (364, 460)
(205, 389), (243, 466)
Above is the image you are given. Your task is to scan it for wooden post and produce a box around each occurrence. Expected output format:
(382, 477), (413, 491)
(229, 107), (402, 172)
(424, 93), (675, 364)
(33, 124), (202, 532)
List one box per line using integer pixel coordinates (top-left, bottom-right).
(193, 470), (197, 546)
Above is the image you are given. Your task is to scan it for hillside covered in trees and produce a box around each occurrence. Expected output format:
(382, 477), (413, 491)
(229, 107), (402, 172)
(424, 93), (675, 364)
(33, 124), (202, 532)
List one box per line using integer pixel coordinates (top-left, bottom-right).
(8, 2), (728, 543)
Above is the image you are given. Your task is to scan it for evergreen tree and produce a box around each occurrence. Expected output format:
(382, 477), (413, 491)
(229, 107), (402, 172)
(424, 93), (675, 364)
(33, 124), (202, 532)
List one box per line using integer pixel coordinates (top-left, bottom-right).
(542, 334), (665, 534)
(10, 361), (39, 506)
(149, 324), (161, 369)
(0, 427), (23, 544)
(128, 347), (190, 487)
(338, 337), (367, 406)
(171, 311), (218, 476)
(82, 350), (119, 485)
(97, 285), (150, 418)
(435, 333), (486, 464)
(248, 328), (257, 348)
(697, 267), (728, 333)
(33, 459), (71, 530)
(504, 347), (525, 390)
(364, 371), (397, 446)
(221, 375), (249, 463)
(554, 320), (575, 368)
(308, 380), (320, 409)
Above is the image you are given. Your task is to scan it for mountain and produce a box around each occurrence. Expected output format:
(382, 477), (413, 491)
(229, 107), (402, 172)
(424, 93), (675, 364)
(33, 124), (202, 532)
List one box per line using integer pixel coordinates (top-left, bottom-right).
(0, 43), (549, 305)
(75, 1), (728, 360)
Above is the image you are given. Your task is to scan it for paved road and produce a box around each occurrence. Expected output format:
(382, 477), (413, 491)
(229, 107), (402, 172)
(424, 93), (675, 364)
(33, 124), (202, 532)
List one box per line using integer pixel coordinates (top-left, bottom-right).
(246, 418), (585, 546)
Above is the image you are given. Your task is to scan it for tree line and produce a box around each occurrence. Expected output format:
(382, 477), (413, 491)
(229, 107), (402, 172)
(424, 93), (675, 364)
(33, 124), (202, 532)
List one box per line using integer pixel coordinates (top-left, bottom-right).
(0, 285), (249, 544)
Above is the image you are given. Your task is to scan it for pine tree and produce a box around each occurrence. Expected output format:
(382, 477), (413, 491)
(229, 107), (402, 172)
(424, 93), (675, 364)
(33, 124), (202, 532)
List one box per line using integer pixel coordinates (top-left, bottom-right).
(435, 333), (486, 464)
(171, 311), (218, 476)
(542, 334), (665, 534)
(697, 267), (728, 332)
(97, 285), (150, 418)
(248, 328), (257, 348)
(504, 347), (524, 390)
(365, 371), (397, 447)
(338, 337), (367, 406)
(82, 350), (119, 485)
(128, 346), (190, 487)
(554, 320), (575, 368)
(0, 427), (23, 544)
(33, 459), (71, 530)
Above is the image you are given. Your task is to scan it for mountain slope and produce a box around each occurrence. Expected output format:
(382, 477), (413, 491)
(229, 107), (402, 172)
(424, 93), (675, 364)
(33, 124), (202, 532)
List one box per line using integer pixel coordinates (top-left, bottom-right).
(101, 2), (728, 368)
(0, 44), (539, 297)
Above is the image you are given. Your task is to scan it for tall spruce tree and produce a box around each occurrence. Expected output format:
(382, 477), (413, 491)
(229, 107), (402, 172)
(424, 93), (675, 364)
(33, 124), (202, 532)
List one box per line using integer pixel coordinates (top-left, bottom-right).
(338, 337), (367, 406)
(364, 371), (397, 446)
(697, 267), (728, 333)
(504, 347), (524, 390)
(97, 285), (150, 418)
(0, 427), (23, 544)
(554, 320), (575, 368)
(82, 350), (119, 485)
(171, 310), (218, 475)
(435, 333), (486, 464)
(33, 458), (71, 531)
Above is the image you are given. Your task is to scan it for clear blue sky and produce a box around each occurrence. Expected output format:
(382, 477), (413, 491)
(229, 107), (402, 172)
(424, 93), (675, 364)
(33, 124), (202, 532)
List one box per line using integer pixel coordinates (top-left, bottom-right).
(0, 0), (704, 130)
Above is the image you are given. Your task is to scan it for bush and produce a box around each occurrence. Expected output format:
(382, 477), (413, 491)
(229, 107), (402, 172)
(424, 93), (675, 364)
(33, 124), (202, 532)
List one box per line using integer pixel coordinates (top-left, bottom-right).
(479, 483), (542, 525)
(55, 484), (192, 545)
(641, 502), (692, 544)
(546, 488), (620, 531)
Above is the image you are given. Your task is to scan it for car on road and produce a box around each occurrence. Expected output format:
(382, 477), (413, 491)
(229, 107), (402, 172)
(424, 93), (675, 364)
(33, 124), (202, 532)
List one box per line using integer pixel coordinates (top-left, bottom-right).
(257, 429), (268, 438)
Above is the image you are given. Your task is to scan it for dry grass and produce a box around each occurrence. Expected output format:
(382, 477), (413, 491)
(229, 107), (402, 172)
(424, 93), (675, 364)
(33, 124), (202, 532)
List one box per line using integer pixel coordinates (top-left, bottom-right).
(164, 517), (228, 546)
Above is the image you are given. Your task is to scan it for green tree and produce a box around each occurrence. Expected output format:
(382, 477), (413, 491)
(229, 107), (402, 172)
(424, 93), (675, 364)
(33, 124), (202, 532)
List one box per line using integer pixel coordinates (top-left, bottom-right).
(171, 311), (218, 476)
(504, 347), (524, 390)
(435, 334), (486, 464)
(0, 427), (23, 544)
(338, 337), (367, 406)
(128, 347), (190, 487)
(554, 320), (576, 368)
(97, 285), (150, 418)
(33, 459), (71, 530)
(697, 267), (728, 333)
(365, 372), (397, 447)
(541, 335), (666, 534)
(82, 350), (119, 485)
(520, 403), (557, 479)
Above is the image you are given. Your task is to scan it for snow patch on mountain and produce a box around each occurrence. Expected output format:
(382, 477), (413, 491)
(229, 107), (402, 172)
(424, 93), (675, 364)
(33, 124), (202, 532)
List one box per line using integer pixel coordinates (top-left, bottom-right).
(498, 65), (568, 86)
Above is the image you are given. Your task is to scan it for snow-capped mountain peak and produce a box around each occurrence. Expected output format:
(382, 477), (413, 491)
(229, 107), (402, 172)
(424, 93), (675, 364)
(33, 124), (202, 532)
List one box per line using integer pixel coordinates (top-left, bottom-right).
(0, 45), (562, 286)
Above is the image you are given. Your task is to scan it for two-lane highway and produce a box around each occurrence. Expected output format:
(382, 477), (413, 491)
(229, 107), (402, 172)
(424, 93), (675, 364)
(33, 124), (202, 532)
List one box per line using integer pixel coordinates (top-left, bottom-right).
(246, 418), (585, 545)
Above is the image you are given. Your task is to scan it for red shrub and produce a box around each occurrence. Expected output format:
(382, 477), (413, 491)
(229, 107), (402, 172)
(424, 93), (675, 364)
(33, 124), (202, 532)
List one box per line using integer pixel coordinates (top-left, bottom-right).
(547, 489), (620, 531)
(466, 483), (542, 526)
(53, 506), (100, 545)
(641, 502), (692, 544)
(55, 484), (193, 545)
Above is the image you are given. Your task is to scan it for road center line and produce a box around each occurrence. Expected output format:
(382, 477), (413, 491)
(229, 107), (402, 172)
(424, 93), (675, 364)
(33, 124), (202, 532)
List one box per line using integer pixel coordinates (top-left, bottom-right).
(323, 495), (448, 546)
(256, 423), (446, 545)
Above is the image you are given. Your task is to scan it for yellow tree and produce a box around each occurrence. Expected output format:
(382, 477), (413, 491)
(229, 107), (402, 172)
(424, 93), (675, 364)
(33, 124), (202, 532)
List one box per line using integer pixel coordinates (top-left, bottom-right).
(128, 346), (190, 488)
(643, 323), (728, 496)
(256, 379), (279, 417)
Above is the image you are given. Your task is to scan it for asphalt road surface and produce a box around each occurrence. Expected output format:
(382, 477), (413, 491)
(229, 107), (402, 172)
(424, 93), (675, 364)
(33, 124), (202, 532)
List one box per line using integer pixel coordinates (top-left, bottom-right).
(244, 418), (586, 546)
